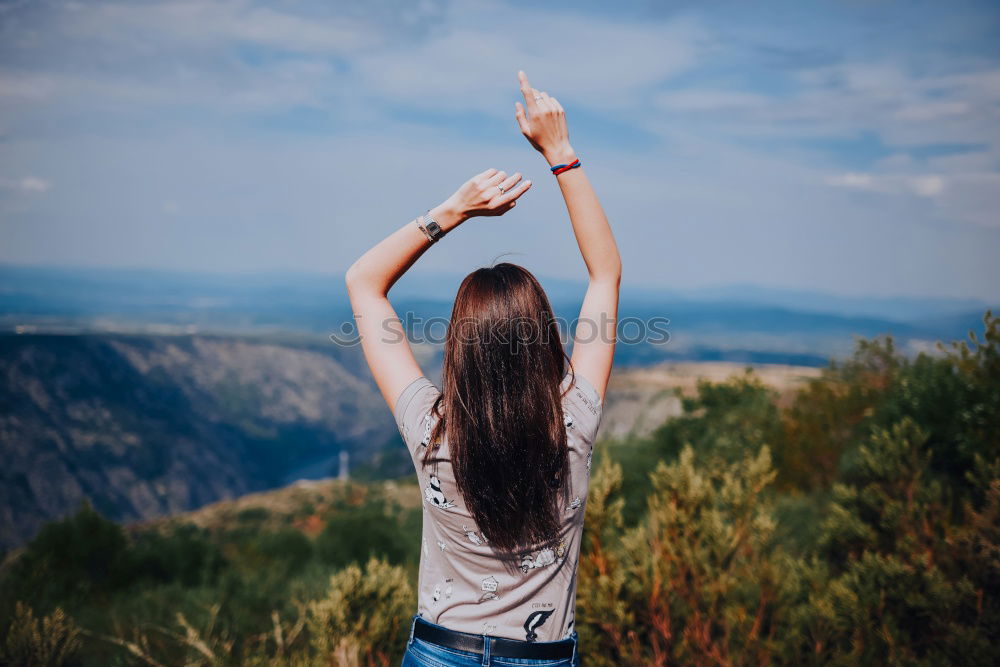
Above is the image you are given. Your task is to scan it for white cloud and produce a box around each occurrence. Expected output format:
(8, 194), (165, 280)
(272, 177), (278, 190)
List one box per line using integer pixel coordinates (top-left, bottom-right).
(826, 171), (1000, 228)
(893, 100), (970, 122)
(651, 62), (1000, 144)
(828, 172), (948, 198)
(353, 4), (705, 113)
(0, 0), (410, 114)
(826, 172), (878, 190)
(0, 176), (50, 193)
(826, 172), (947, 197)
(646, 55), (1000, 233)
(60, 0), (383, 54)
(654, 90), (771, 112)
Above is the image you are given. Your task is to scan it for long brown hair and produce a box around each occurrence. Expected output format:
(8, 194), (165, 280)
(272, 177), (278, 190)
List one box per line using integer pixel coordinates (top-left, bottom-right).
(422, 263), (572, 554)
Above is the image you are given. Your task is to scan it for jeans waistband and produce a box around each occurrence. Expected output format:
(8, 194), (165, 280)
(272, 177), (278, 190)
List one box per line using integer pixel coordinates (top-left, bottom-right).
(407, 613), (577, 662)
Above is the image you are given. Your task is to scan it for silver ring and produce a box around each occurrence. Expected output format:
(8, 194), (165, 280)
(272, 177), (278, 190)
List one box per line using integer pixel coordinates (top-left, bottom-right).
(496, 184), (506, 194)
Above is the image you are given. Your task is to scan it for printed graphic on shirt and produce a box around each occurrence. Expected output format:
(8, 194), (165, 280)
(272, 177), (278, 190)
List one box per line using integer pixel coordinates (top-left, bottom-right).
(420, 413), (433, 447)
(422, 537), (428, 556)
(564, 412), (574, 429)
(520, 539), (568, 574)
(586, 447), (593, 473)
(432, 577), (454, 604)
(462, 525), (489, 546)
(482, 622), (498, 635)
(563, 612), (575, 639)
(479, 575), (500, 602)
(424, 474), (456, 509)
(436, 539), (448, 551)
(569, 496), (582, 511)
(524, 608), (556, 642)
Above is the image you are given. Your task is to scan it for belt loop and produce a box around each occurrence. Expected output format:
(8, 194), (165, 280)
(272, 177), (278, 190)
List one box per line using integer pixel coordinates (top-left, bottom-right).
(481, 630), (491, 666)
(570, 630), (578, 666)
(408, 613), (418, 647)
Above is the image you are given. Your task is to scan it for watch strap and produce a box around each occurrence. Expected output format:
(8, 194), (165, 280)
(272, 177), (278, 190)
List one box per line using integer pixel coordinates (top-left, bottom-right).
(419, 211), (444, 243)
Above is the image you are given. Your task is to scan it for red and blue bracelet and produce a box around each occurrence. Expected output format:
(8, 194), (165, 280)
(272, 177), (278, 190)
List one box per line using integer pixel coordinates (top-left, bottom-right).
(550, 158), (581, 175)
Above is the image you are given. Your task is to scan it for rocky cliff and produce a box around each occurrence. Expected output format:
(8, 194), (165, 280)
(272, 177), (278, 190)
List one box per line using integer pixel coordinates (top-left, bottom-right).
(0, 333), (396, 551)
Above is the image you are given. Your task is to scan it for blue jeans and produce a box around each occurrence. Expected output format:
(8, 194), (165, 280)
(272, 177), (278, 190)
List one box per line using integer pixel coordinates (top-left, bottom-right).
(401, 614), (580, 667)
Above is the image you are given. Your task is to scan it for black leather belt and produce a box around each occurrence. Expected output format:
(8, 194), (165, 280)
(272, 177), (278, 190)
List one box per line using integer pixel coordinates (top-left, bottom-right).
(412, 616), (575, 659)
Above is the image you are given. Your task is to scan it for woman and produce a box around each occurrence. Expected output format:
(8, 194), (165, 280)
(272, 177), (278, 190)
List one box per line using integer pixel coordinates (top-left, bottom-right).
(346, 70), (621, 667)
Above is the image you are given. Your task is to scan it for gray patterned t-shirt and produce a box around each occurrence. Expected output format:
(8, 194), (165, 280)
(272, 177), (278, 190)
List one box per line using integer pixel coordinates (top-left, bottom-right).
(393, 373), (602, 644)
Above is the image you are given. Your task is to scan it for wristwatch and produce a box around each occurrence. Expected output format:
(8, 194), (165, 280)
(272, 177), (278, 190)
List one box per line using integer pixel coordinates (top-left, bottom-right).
(418, 210), (445, 243)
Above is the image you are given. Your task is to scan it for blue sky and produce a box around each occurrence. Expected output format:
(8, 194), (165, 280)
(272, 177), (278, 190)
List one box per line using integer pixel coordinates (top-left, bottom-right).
(1, 0), (998, 299)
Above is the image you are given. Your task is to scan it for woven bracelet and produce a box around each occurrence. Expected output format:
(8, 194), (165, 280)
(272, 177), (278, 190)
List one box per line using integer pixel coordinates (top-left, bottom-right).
(550, 159), (581, 175)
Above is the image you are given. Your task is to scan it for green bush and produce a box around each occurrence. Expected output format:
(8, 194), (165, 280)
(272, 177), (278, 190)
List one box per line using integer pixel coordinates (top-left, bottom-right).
(2, 502), (132, 611)
(307, 556), (415, 666)
(0, 602), (81, 667)
(315, 498), (414, 569)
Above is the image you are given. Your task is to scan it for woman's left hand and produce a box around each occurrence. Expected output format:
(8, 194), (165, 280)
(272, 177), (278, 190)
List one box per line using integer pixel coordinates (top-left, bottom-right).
(441, 168), (532, 223)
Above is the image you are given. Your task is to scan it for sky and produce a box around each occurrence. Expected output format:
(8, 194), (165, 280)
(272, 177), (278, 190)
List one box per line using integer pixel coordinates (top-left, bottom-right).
(1, 0), (998, 300)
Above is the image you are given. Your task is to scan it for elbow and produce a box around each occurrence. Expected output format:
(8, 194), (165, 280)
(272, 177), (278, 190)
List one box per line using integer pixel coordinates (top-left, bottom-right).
(591, 258), (622, 287)
(344, 262), (386, 299)
(344, 261), (370, 297)
(344, 262), (361, 292)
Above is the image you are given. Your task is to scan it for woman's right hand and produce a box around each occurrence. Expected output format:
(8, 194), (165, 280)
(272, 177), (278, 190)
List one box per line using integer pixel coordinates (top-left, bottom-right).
(439, 168), (532, 225)
(515, 70), (575, 165)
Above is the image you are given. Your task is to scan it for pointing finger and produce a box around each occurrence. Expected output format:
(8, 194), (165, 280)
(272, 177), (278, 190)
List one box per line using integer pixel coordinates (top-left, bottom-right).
(518, 70), (532, 91)
(520, 71), (540, 112)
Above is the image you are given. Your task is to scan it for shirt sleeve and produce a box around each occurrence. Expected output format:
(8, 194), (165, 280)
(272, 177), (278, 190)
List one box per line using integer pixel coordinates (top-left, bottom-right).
(393, 376), (442, 459)
(563, 372), (603, 443)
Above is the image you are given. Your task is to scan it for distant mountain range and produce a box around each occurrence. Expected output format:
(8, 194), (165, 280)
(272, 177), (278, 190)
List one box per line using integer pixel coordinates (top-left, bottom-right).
(1, 264), (993, 364)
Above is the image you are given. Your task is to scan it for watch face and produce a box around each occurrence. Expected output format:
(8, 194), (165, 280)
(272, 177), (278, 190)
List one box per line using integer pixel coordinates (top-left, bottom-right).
(426, 221), (442, 239)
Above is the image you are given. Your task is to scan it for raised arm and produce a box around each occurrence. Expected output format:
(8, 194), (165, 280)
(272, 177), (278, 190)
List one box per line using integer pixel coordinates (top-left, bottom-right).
(515, 70), (621, 400)
(345, 169), (532, 409)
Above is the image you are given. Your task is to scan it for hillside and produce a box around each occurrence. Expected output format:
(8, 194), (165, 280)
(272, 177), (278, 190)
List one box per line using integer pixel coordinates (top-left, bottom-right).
(0, 333), (399, 552)
(133, 476), (422, 537)
(600, 361), (822, 439)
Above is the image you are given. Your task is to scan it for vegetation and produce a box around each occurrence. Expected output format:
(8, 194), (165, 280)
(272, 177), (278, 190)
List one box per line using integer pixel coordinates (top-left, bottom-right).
(1, 312), (997, 665)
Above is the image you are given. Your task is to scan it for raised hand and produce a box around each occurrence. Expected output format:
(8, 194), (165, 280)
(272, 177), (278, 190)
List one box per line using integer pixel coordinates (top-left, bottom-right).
(443, 168), (532, 220)
(515, 70), (574, 164)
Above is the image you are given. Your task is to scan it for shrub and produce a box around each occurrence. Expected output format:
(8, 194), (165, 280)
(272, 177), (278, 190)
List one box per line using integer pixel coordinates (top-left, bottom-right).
(0, 602), (81, 666)
(307, 556), (415, 666)
(578, 445), (805, 665)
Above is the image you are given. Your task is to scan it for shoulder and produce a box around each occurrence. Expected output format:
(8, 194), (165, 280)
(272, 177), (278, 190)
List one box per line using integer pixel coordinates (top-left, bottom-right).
(394, 377), (442, 450)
